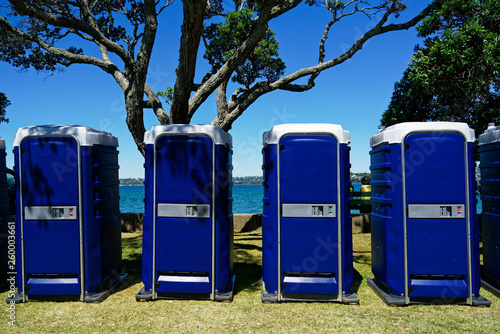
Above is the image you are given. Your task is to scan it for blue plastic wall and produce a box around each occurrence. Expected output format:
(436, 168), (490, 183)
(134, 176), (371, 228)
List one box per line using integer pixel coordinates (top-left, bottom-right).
(14, 136), (121, 297)
(15, 137), (81, 296)
(214, 141), (234, 294)
(142, 134), (233, 297)
(370, 132), (481, 300)
(81, 144), (122, 295)
(0, 143), (9, 283)
(479, 140), (500, 291)
(370, 142), (405, 296)
(262, 143), (279, 295)
(262, 134), (354, 299)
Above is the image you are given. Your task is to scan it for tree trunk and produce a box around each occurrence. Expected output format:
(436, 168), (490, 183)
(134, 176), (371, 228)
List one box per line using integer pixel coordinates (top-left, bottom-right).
(211, 79), (229, 128)
(125, 83), (146, 156)
(170, 0), (206, 124)
(125, 0), (157, 155)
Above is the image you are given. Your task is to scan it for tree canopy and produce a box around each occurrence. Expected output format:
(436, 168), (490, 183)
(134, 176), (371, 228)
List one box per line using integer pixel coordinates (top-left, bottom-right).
(203, 8), (286, 89)
(0, 92), (10, 124)
(381, 0), (500, 134)
(0, 1), (434, 154)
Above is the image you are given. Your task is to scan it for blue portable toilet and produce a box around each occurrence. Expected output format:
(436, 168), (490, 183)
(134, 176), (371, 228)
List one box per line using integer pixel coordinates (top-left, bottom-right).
(9, 125), (125, 302)
(479, 122), (500, 298)
(261, 124), (358, 303)
(368, 122), (489, 306)
(137, 124), (235, 301)
(0, 138), (9, 287)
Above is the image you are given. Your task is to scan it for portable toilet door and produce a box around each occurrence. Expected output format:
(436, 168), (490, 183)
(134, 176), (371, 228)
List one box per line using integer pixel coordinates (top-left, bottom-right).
(479, 123), (500, 298)
(368, 122), (489, 306)
(261, 124), (358, 303)
(0, 138), (9, 287)
(137, 124), (234, 301)
(11, 125), (123, 302)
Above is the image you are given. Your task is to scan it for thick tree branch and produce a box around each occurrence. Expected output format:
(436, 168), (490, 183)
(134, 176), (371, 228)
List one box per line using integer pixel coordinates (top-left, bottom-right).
(213, 78), (229, 125)
(215, 2), (434, 130)
(136, 0), (157, 80)
(270, 0), (302, 17)
(188, 1), (301, 120)
(0, 16), (118, 72)
(1, 13), (132, 94)
(144, 83), (170, 124)
(278, 78), (317, 92)
(269, 2), (432, 91)
(227, 87), (249, 109)
(69, 29), (94, 42)
(192, 69), (215, 91)
(8, 0), (134, 68)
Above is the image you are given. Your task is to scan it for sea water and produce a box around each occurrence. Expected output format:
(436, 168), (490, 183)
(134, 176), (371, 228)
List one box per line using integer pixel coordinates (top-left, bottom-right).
(119, 186), (145, 213)
(119, 184), (264, 214)
(119, 184), (482, 215)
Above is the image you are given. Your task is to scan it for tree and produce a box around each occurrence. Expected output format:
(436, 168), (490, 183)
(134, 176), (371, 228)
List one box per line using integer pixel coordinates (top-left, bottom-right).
(0, 92), (10, 123)
(0, 1), (434, 155)
(381, 0), (500, 134)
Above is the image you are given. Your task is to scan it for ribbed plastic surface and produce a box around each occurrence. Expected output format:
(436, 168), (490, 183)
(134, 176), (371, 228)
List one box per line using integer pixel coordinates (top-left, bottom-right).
(479, 125), (500, 294)
(261, 127), (357, 302)
(13, 127), (122, 301)
(0, 138), (9, 282)
(141, 129), (234, 300)
(369, 126), (483, 305)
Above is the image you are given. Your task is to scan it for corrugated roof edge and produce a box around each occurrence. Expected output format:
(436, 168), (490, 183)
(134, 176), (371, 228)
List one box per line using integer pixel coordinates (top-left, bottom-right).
(479, 123), (500, 145)
(262, 123), (350, 145)
(13, 125), (118, 147)
(370, 122), (475, 148)
(143, 124), (232, 146)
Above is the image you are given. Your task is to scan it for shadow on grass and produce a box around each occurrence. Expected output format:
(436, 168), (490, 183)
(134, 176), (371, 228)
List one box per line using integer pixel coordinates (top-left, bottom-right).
(233, 262), (262, 295)
(235, 237), (262, 241)
(237, 232), (261, 236)
(352, 268), (363, 293)
(233, 237), (262, 295)
(234, 243), (262, 252)
(353, 253), (371, 266)
(235, 232), (262, 242)
(121, 235), (143, 286)
(352, 252), (371, 293)
(234, 246), (261, 263)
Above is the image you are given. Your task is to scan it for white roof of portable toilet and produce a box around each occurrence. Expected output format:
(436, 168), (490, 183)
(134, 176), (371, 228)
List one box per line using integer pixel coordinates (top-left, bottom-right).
(0, 138), (4, 150)
(144, 124), (232, 146)
(479, 123), (500, 145)
(370, 122), (475, 148)
(13, 125), (118, 147)
(262, 123), (350, 145)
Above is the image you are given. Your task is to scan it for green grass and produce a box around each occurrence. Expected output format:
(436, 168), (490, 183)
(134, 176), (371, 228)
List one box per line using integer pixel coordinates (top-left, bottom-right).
(1, 232), (499, 333)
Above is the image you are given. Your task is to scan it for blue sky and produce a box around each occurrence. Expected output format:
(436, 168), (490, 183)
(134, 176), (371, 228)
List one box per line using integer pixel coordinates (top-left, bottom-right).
(0, 1), (432, 178)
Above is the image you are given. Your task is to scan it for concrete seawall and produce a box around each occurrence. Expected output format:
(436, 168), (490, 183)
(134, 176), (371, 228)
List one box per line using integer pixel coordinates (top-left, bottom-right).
(121, 213), (371, 233)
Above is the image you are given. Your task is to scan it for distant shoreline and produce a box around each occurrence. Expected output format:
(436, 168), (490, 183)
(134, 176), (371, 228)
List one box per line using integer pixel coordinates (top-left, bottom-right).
(120, 173), (371, 186)
(120, 180), (361, 187)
